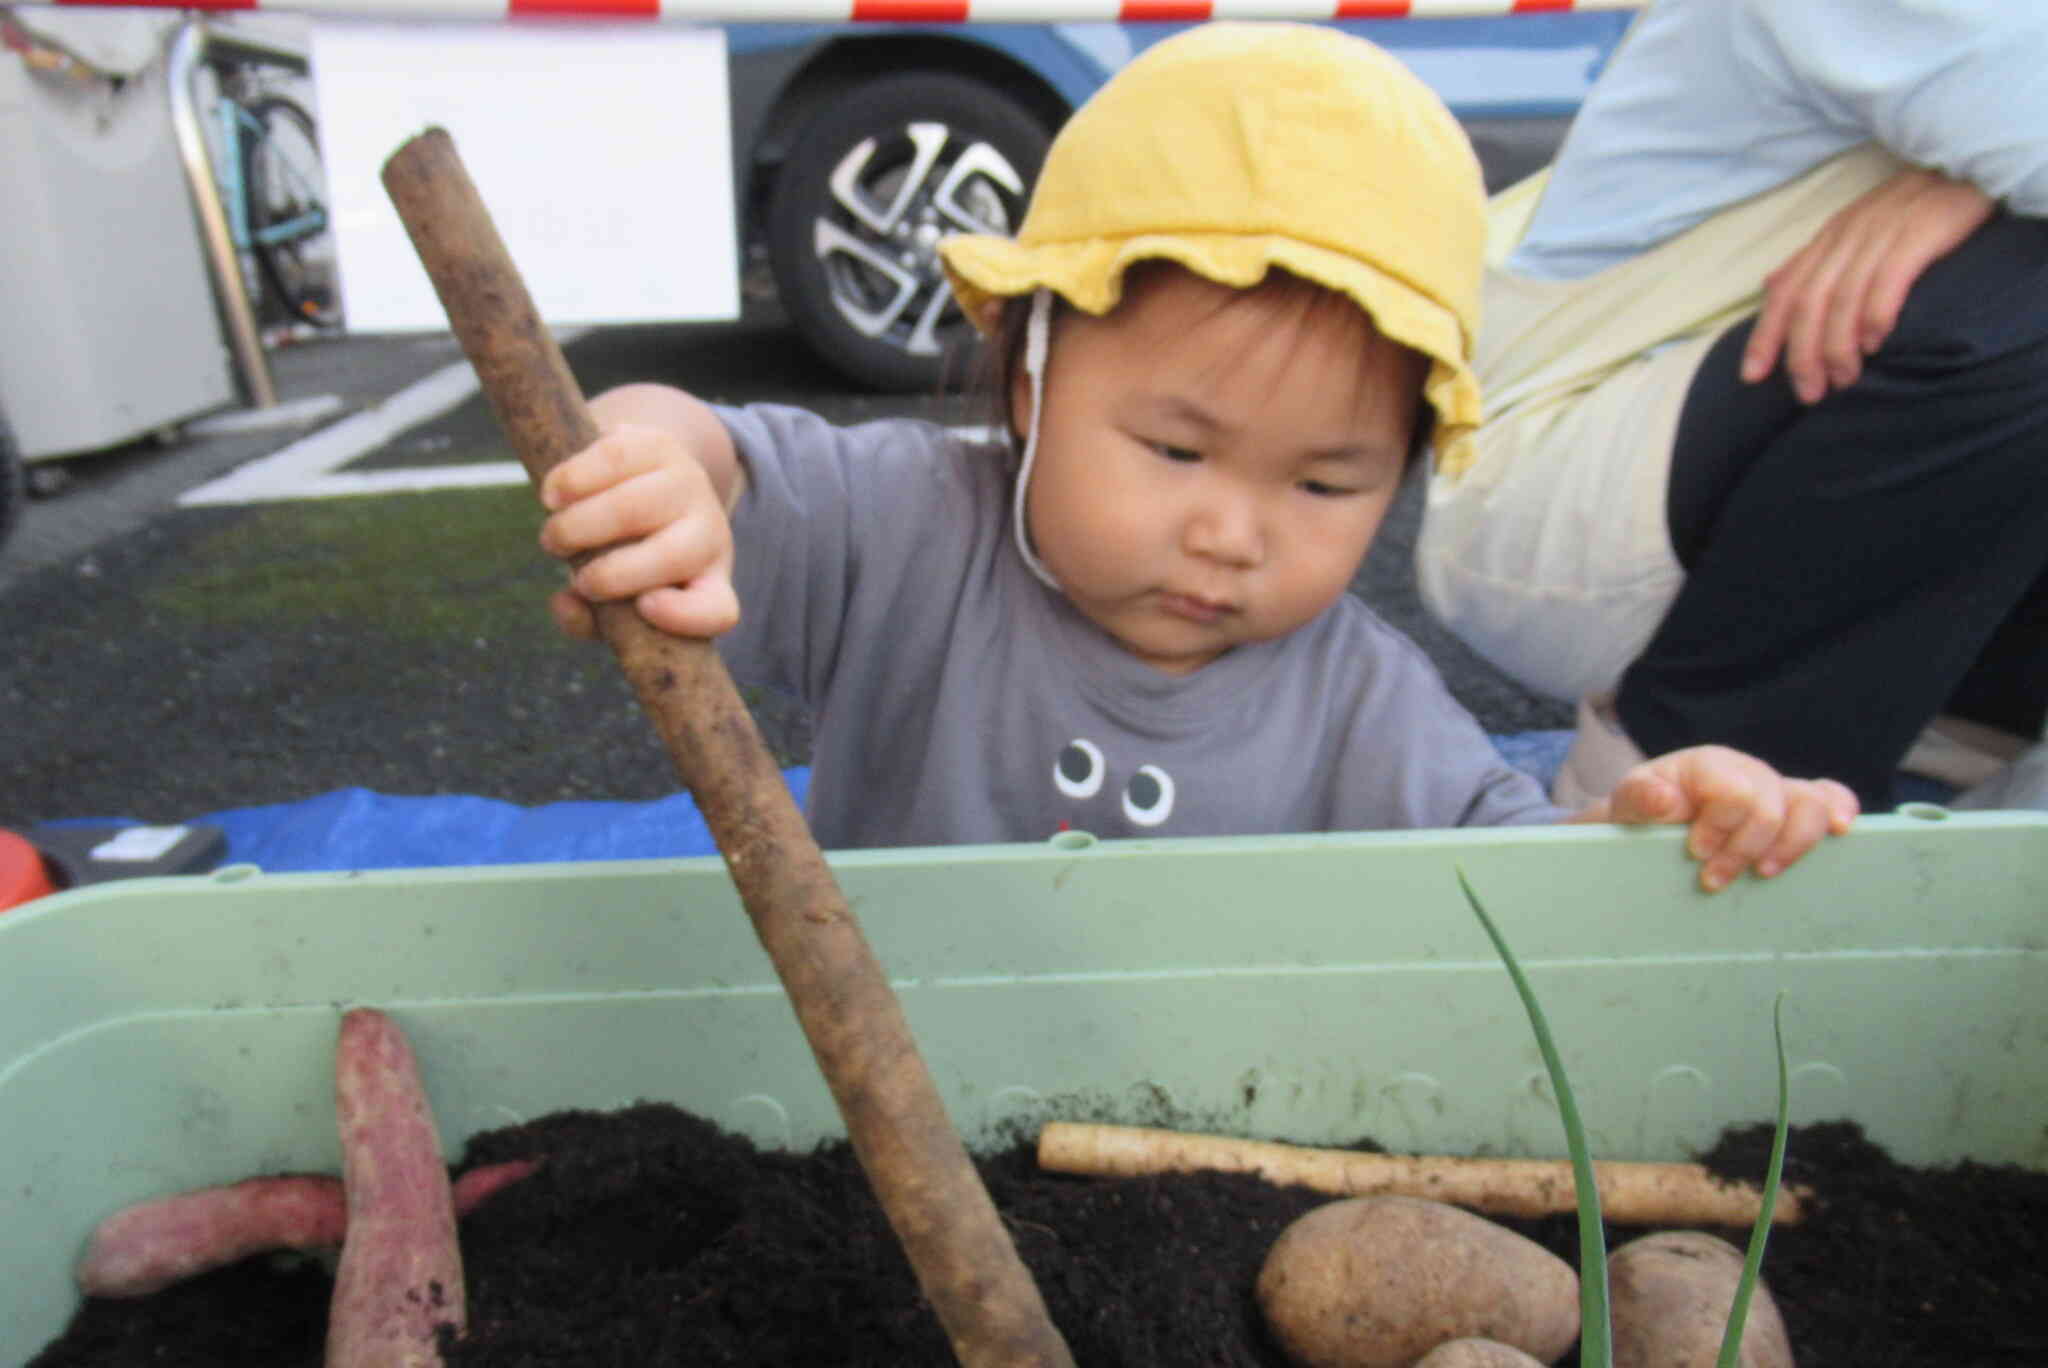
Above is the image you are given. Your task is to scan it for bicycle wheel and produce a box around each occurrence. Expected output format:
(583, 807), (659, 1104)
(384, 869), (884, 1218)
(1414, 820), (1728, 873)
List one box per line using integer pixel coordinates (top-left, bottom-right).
(242, 95), (341, 329)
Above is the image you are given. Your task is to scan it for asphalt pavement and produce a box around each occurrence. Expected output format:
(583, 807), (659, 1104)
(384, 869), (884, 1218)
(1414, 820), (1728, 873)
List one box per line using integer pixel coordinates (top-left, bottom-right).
(0, 299), (1569, 835)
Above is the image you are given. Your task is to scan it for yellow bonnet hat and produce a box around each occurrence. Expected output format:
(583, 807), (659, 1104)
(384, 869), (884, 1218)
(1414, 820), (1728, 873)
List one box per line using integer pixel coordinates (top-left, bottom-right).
(939, 21), (1487, 477)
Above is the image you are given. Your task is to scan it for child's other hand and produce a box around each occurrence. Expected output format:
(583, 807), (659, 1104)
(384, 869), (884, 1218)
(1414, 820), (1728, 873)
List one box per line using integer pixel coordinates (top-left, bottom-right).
(537, 422), (739, 642)
(1571, 745), (1858, 894)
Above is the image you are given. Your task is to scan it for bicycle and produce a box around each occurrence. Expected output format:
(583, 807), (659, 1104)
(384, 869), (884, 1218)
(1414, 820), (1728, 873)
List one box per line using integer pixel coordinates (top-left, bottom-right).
(204, 54), (340, 332)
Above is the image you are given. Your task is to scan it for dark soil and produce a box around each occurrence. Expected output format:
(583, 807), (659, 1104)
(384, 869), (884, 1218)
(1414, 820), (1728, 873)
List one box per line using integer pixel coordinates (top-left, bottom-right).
(32, 1106), (2047, 1367)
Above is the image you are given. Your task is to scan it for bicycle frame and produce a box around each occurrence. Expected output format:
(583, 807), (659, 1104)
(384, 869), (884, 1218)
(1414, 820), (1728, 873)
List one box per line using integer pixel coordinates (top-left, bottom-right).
(210, 88), (260, 251)
(211, 79), (329, 255)
(166, 15), (313, 409)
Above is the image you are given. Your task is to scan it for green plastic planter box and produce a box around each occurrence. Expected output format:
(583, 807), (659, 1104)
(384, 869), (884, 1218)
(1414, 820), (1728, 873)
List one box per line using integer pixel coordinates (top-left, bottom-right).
(5, 811), (2045, 1359)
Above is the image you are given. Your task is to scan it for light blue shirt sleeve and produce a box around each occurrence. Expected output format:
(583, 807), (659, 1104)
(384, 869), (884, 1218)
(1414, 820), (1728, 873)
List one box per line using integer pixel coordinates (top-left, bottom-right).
(1750, 0), (2048, 214)
(1510, 0), (2048, 280)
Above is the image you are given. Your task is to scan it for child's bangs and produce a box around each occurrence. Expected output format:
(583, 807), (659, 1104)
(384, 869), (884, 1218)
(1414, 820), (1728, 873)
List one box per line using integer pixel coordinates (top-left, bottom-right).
(967, 257), (1433, 471)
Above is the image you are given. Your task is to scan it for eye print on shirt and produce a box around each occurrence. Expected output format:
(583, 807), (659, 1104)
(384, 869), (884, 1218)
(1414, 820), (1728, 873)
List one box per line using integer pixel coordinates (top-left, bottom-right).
(1052, 740), (1177, 829)
(1121, 765), (1175, 827)
(1054, 739), (1106, 799)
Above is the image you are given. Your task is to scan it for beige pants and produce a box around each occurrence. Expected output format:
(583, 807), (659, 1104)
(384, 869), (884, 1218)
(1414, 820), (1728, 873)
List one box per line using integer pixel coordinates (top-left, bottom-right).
(1416, 145), (1907, 704)
(1417, 329), (1720, 702)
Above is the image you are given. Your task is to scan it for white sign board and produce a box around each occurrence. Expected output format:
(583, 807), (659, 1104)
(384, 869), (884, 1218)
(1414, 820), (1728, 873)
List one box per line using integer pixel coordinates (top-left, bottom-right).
(310, 19), (738, 332)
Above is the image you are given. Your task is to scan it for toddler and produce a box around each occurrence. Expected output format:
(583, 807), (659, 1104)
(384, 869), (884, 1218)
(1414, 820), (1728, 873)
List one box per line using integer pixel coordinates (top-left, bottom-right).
(541, 23), (1855, 891)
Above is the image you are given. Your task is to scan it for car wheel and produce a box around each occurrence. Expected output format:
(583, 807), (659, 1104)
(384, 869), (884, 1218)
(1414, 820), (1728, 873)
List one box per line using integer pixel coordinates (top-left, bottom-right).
(768, 72), (1053, 393)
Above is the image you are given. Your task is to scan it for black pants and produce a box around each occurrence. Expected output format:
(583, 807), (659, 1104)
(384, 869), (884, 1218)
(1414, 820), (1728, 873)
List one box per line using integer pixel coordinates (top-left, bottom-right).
(1616, 212), (2048, 810)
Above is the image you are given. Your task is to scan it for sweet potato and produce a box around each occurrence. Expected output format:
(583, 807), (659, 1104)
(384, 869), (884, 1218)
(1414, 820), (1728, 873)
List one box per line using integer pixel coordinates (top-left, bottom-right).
(76, 1160), (539, 1299)
(78, 1173), (348, 1298)
(450, 1158), (540, 1213)
(325, 1007), (466, 1367)
(1256, 1195), (1579, 1368)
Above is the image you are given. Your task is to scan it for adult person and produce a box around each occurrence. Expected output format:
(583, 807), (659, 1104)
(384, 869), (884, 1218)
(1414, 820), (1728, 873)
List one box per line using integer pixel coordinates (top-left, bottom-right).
(1414, 0), (2048, 811)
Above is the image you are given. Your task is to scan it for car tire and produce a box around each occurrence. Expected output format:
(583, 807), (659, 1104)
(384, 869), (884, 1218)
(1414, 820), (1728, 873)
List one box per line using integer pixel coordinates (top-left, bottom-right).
(767, 72), (1053, 393)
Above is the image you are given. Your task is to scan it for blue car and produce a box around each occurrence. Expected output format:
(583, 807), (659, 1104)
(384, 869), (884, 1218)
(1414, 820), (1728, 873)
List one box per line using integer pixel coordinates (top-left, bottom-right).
(725, 12), (1636, 391)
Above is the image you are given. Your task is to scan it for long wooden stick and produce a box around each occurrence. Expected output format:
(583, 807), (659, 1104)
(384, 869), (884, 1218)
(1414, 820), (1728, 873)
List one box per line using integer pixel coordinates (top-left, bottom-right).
(1038, 1122), (1809, 1227)
(381, 126), (1072, 1368)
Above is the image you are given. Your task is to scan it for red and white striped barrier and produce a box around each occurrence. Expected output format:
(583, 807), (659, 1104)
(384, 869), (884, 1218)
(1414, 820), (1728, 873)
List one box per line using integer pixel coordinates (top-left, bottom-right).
(47, 0), (1640, 22)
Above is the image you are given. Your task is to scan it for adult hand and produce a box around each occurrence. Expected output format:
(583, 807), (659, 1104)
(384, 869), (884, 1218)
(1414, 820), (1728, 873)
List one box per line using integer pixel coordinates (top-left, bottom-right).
(1573, 746), (1858, 894)
(1741, 167), (1995, 404)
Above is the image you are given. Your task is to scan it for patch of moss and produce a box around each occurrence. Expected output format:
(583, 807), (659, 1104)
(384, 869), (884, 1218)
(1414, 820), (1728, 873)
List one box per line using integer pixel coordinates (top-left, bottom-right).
(155, 487), (561, 644)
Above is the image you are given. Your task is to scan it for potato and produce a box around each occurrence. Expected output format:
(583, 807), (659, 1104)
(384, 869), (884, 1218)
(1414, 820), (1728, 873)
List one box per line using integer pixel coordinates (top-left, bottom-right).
(1414, 1339), (1549, 1368)
(1256, 1195), (1579, 1367)
(1608, 1230), (1794, 1368)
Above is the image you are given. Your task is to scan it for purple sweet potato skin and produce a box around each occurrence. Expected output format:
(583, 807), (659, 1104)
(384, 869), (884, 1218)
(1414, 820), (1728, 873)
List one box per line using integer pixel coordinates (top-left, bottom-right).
(452, 1159), (540, 1212)
(78, 1174), (349, 1297)
(325, 1007), (466, 1367)
(76, 1160), (540, 1300)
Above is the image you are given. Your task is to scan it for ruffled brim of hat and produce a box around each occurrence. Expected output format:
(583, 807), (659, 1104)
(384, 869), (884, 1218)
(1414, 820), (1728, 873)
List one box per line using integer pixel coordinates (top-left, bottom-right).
(941, 230), (1480, 478)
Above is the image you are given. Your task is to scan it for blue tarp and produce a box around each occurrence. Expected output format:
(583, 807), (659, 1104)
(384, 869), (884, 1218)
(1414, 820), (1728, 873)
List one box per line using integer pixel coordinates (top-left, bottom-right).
(192, 734), (1576, 873)
(32, 731), (1977, 884)
(201, 769), (813, 872)
(56, 734), (1581, 877)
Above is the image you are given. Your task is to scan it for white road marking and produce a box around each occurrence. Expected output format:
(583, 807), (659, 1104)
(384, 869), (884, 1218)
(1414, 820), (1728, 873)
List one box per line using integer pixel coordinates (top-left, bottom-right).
(178, 347), (528, 507)
(178, 338), (1001, 508)
(185, 392), (348, 438)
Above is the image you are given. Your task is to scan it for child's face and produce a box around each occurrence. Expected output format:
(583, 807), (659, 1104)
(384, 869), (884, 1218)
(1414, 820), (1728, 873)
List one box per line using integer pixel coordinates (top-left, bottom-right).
(1014, 267), (1424, 675)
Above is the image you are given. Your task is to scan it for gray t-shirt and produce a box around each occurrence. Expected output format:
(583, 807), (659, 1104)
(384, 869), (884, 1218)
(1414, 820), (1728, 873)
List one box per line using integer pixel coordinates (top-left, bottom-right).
(718, 403), (1561, 849)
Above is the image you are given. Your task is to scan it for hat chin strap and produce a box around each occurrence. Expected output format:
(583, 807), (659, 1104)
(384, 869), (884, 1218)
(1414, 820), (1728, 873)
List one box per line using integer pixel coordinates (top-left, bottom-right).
(1012, 289), (1062, 592)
